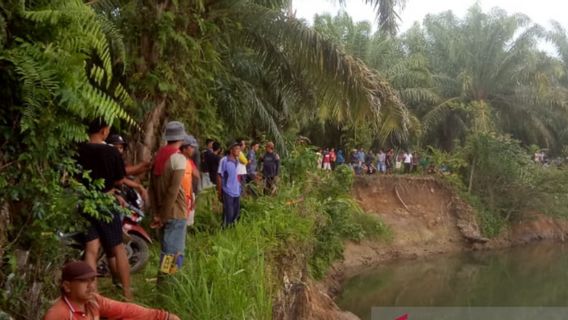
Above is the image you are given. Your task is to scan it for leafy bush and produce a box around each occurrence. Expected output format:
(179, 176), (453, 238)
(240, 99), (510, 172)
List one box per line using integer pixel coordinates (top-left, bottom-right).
(455, 132), (568, 236)
(0, 1), (132, 316)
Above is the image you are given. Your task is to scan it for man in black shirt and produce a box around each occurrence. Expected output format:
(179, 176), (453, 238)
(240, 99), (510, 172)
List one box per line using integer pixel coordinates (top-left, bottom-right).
(260, 141), (280, 195)
(205, 141), (222, 186)
(76, 118), (132, 300)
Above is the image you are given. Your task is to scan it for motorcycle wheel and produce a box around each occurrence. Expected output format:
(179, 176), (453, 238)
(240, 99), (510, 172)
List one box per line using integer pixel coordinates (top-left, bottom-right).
(125, 233), (150, 274)
(96, 234), (150, 276)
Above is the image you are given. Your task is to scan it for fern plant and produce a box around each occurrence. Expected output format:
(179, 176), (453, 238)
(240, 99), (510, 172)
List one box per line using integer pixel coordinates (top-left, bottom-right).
(0, 1), (134, 316)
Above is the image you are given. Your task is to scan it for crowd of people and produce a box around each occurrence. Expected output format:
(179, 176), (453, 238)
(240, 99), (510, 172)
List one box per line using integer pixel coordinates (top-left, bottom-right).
(44, 119), (280, 319)
(317, 147), (425, 175)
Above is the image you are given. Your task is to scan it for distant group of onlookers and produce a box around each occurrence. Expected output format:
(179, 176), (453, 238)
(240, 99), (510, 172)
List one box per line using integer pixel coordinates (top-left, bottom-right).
(317, 147), (424, 175)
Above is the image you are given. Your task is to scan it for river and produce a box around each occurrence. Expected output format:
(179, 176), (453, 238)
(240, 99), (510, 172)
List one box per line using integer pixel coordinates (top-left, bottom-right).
(337, 243), (568, 319)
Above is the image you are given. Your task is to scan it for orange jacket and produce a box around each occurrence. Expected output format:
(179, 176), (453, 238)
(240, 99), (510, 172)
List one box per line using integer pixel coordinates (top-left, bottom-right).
(43, 294), (170, 320)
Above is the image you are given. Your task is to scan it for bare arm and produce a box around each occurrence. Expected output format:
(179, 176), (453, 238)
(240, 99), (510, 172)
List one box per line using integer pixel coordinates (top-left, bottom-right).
(125, 161), (151, 176)
(217, 173), (223, 201)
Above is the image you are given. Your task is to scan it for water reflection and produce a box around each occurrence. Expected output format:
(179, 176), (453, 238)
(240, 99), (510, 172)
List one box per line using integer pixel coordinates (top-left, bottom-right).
(338, 243), (568, 320)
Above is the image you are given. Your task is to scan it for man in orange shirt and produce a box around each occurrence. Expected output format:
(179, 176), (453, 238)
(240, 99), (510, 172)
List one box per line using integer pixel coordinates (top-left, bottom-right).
(180, 135), (199, 225)
(44, 261), (181, 320)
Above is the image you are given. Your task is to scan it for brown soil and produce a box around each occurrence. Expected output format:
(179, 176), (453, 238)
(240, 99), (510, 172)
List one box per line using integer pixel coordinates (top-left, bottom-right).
(341, 176), (485, 273)
(278, 175), (568, 320)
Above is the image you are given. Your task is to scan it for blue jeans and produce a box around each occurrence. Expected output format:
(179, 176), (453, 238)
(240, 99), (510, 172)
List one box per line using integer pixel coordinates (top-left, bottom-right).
(159, 218), (187, 274)
(223, 192), (241, 227)
(377, 161), (386, 173)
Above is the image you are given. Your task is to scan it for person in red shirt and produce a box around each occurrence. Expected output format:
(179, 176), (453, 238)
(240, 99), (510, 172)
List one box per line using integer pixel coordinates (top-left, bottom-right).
(329, 148), (337, 170)
(43, 261), (181, 320)
(322, 149), (332, 171)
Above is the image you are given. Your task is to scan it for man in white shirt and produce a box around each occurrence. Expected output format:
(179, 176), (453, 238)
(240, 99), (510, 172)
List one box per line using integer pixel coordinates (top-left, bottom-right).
(403, 151), (413, 174)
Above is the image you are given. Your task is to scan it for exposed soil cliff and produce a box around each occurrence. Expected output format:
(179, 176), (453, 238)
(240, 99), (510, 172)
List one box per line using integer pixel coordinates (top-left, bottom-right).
(276, 175), (568, 320)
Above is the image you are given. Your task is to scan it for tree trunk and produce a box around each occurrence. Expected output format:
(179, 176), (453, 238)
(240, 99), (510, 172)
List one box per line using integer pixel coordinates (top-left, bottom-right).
(133, 95), (168, 164)
(0, 201), (9, 263)
(468, 159), (475, 193)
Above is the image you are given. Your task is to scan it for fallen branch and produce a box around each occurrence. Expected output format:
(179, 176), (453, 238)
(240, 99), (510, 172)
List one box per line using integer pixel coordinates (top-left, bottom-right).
(394, 185), (410, 211)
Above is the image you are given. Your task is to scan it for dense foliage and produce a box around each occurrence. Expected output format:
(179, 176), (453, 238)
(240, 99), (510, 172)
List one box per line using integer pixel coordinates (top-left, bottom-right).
(314, 5), (568, 152)
(2, 0), (568, 318)
(0, 0), (398, 318)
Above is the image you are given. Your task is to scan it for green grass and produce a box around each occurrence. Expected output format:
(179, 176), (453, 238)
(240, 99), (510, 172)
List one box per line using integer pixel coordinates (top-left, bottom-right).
(100, 165), (390, 319)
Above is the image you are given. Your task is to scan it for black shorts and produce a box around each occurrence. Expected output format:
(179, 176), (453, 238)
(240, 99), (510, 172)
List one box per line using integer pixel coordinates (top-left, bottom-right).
(84, 211), (123, 257)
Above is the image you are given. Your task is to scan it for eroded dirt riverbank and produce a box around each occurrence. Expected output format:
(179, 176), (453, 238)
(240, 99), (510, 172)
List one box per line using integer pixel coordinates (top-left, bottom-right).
(291, 176), (568, 320)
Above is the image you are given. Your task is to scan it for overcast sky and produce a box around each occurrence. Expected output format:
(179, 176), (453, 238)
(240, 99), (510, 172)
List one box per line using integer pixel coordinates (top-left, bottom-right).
(294, 0), (568, 32)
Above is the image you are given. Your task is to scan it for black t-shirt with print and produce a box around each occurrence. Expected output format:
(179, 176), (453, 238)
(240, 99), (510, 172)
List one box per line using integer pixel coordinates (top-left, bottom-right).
(77, 143), (126, 192)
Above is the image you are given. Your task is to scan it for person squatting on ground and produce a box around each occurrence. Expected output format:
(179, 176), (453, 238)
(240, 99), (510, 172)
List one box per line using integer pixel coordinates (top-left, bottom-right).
(76, 118), (132, 300)
(43, 261), (181, 320)
(149, 121), (189, 278)
(217, 142), (242, 227)
(260, 141), (280, 195)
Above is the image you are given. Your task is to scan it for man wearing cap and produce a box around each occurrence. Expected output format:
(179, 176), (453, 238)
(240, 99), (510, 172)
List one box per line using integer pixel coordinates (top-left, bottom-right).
(180, 135), (199, 226)
(217, 141), (241, 227)
(107, 134), (149, 204)
(43, 261), (181, 320)
(149, 121), (189, 277)
(107, 134), (152, 177)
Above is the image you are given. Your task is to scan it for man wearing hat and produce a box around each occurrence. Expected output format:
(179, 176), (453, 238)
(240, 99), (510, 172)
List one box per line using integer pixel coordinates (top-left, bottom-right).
(44, 261), (181, 319)
(180, 135), (199, 226)
(107, 134), (151, 177)
(106, 134), (149, 204)
(149, 121), (189, 277)
(216, 141), (242, 227)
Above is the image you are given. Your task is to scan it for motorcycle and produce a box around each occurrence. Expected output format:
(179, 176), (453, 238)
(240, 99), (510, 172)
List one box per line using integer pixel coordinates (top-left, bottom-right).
(58, 187), (152, 275)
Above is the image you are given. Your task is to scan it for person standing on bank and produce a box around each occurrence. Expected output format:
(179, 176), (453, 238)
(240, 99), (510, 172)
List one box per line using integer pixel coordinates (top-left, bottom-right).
(403, 151), (413, 174)
(246, 141), (260, 183)
(180, 135), (199, 226)
(206, 141), (222, 186)
(76, 118), (132, 300)
(217, 142), (242, 227)
(149, 121), (188, 277)
(260, 141), (280, 195)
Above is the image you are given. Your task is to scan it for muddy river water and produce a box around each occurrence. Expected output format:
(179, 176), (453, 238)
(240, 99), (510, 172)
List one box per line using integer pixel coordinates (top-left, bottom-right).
(337, 242), (568, 319)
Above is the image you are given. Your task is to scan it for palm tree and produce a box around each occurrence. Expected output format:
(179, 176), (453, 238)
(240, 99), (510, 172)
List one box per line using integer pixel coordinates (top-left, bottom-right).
(313, 12), (436, 146)
(92, 0), (409, 154)
(291, 0), (406, 36)
(416, 5), (568, 150)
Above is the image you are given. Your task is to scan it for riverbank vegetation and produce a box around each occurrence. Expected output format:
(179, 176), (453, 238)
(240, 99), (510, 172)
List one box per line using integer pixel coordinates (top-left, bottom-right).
(2, 0), (568, 318)
(110, 148), (389, 319)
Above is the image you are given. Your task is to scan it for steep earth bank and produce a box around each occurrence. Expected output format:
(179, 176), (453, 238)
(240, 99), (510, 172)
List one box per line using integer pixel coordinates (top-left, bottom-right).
(279, 175), (568, 320)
